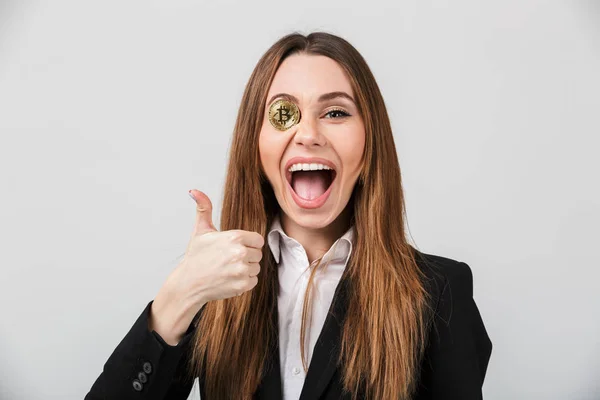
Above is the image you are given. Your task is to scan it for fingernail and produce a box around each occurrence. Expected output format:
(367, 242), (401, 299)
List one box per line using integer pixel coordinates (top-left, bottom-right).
(188, 190), (195, 201)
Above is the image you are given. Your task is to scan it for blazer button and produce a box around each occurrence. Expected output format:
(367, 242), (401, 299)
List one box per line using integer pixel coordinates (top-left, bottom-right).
(132, 379), (143, 391)
(138, 371), (148, 383)
(143, 361), (153, 374)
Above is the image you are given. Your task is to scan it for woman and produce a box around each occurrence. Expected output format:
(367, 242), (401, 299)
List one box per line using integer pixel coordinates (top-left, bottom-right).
(85, 31), (492, 400)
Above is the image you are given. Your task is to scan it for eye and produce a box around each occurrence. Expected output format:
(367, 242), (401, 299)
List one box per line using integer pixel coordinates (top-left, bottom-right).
(323, 108), (350, 119)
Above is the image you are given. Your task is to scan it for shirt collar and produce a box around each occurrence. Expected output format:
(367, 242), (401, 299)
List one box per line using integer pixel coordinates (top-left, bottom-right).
(267, 213), (354, 266)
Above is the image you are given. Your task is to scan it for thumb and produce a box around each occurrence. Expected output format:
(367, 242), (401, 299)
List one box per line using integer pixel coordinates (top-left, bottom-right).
(189, 189), (218, 235)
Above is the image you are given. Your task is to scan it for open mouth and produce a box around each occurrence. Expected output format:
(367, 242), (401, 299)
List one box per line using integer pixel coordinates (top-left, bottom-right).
(286, 169), (337, 201)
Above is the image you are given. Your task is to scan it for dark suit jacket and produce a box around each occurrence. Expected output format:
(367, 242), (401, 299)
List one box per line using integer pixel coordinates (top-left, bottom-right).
(85, 251), (492, 399)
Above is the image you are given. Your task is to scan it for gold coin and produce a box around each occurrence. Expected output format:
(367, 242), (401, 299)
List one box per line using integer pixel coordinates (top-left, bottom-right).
(268, 99), (301, 131)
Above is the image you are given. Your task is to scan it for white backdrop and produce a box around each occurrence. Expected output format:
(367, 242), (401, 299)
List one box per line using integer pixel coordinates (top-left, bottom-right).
(1, 1), (599, 399)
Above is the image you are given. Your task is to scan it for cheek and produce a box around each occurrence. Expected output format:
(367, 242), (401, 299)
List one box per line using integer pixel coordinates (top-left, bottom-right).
(258, 131), (284, 181)
(337, 126), (365, 176)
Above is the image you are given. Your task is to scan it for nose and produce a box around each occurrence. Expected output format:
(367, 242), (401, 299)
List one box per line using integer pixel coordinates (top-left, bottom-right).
(293, 118), (326, 148)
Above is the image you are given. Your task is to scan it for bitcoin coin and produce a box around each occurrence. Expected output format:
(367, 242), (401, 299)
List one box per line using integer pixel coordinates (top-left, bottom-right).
(268, 99), (301, 131)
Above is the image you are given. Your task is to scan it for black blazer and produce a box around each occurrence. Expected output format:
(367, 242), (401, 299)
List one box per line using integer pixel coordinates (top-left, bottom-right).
(85, 251), (492, 399)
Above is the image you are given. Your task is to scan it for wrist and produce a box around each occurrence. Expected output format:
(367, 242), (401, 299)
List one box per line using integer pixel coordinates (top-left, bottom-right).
(150, 289), (193, 346)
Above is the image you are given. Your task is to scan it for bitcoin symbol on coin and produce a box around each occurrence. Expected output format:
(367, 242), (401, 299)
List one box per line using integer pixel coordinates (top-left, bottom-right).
(277, 106), (291, 123)
(268, 99), (300, 131)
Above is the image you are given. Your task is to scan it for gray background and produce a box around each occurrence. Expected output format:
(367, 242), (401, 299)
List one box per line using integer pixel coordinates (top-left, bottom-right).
(1, 1), (599, 399)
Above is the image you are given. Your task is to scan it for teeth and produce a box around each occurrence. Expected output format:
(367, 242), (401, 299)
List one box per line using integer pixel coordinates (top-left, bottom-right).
(288, 163), (333, 172)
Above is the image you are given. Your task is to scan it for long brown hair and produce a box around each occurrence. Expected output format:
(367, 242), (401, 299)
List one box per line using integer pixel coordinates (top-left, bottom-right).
(186, 31), (433, 400)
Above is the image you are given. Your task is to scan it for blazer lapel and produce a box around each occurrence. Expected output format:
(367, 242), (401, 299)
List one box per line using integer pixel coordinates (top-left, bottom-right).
(299, 275), (351, 400)
(254, 275), (351, 400)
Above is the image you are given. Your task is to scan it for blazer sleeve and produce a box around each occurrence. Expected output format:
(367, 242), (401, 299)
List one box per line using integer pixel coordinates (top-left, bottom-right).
(84, 300), (204, 400)
(415, 261), (493, 400)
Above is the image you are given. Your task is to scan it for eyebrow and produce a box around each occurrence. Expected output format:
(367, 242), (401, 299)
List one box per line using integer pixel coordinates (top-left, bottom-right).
(267, 91), (356, 106)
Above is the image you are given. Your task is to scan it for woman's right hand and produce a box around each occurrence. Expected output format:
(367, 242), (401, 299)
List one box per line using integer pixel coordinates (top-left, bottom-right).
(148, 189), (264, 345)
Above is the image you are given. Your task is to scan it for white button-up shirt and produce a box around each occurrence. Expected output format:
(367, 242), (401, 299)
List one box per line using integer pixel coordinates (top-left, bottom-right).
(267, 214), (354, 400)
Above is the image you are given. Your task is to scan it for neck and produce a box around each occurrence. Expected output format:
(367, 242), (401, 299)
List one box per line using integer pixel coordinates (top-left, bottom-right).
(279, 203), (353, 264)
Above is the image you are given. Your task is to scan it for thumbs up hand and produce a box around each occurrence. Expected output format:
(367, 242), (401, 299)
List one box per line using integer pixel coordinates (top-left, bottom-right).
(148, 189), (264, 345)
(181, 189), (263, 301)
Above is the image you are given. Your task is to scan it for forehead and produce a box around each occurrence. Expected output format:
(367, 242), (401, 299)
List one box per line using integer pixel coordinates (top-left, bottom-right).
(267, 53), (354, 100)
